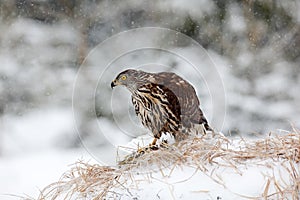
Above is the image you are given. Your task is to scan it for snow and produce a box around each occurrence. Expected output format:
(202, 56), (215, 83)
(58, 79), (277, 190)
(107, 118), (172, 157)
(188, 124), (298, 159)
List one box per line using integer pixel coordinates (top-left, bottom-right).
(0, 108), (98, 199)
(2, 109), (73, 155)
(227, 3), (247, 33)
(38, 132), (295, 200)
(0, 1), (299, 199)
(0, 149), (93, 200)
(158, 0), (215, 19)
(117, 166), (270, 199)
(2, 108), (297, 200)
(108, 134), (299, 200)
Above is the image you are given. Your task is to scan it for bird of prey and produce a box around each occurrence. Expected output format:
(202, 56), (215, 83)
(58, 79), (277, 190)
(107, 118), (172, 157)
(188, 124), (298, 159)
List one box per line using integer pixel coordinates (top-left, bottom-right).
(111, 69), (212, 146)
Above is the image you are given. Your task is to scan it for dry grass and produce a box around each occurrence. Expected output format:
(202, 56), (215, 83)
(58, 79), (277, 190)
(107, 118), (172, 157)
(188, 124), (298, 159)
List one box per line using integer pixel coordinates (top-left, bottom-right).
(37, 130), (300, 200)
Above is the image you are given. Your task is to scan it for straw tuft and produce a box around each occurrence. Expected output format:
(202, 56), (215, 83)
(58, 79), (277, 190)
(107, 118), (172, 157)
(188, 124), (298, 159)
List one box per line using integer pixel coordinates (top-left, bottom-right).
(37, 130), (300, 199)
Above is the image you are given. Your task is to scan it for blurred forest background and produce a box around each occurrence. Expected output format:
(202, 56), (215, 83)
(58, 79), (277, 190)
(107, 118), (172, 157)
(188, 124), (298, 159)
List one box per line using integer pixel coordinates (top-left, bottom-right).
(1, 0), (300, 150)
(0, 0), (299, 197)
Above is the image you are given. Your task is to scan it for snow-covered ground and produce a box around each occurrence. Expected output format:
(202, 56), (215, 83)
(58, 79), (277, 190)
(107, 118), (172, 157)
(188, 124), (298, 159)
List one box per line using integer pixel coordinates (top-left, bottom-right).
(1, 109), (298, 199)
(0, 109), (96, 199)
(0, 148), (91, 200)
(0, 1), (299, 199)
(37, 133), (299, 199)
(113, 134), (299, 199)
(113, 160), (296, 199)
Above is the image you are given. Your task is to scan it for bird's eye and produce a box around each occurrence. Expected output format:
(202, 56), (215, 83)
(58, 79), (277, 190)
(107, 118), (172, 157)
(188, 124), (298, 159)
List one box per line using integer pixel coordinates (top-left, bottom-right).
(121, 75), (127, 80)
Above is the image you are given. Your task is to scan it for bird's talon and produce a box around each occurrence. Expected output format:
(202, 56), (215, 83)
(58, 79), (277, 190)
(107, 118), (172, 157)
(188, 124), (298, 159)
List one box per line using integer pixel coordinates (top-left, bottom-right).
(149, 145), (159, 150)
(151, 138), (158, 146)
(137, 147), (145, 154)
(160, 142), (168, 149)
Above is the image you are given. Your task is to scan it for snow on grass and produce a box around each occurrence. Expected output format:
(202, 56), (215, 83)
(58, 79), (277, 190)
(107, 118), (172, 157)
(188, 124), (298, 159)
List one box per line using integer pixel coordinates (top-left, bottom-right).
(37, 131), (300, 200)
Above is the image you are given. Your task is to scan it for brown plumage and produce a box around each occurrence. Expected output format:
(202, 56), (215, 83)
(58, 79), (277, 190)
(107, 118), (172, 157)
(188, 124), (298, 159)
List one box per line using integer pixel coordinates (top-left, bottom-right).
(111, 69), (212, 144)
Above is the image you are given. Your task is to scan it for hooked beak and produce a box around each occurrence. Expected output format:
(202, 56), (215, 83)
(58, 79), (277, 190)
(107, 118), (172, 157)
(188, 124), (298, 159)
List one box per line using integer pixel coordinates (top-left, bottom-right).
(111, 79), (118, 89)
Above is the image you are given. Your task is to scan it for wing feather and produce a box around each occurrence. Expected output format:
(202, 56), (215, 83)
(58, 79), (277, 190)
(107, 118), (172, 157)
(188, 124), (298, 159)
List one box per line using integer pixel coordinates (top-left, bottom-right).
(155, 72), (211, 130)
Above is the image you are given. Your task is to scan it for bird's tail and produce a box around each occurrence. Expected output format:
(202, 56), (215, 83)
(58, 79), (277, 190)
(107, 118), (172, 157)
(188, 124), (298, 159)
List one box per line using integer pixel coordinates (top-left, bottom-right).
(200, 115), (213, 132)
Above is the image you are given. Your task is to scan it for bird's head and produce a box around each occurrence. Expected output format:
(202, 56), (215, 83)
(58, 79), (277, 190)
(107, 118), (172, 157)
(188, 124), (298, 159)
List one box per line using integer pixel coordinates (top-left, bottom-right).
(111, 69), (148, 92)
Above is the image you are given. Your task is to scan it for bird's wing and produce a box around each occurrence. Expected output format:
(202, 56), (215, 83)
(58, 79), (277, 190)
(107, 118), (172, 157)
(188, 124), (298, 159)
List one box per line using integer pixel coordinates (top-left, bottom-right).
(155, 72), (208, 128)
